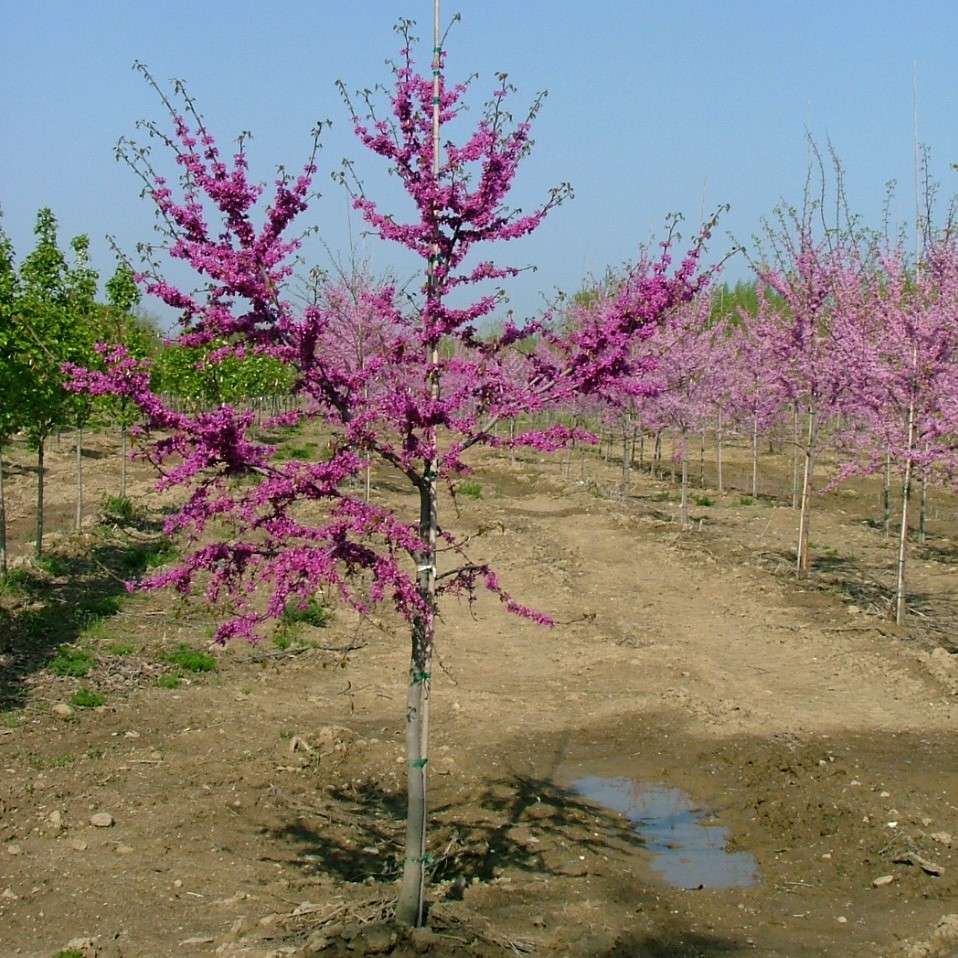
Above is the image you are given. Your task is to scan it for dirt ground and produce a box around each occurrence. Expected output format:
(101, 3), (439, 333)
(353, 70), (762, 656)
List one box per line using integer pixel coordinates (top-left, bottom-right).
(1, 428), (956, 958)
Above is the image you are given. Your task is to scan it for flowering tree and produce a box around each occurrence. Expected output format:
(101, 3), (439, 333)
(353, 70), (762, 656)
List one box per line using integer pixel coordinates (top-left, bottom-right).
(637, 294), (714, 527)
(68, 16), (710, 926)
(725, 295), (788, 499)
(755, 220), (867, 576)
(830, 241), (958, 622)
(100, 261), (148, 498)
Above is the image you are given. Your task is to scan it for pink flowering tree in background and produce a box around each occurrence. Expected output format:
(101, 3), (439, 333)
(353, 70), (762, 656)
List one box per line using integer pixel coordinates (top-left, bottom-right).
(67, 14), (714, 925)
(639, 293), (714, 528)
(725, 295), (788, 499)
(830, 241), (958, 623)
(754, 215), (869, 577)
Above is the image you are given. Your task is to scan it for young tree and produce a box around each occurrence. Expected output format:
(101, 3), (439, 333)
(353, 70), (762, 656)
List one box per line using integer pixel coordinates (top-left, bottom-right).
(68, 15), (710, 926)
(755, 223), (865, 576)
(64, 235), (100, 531)
(15, 208), (91, 556)
(639, 294), (714, 527)
(725, 295), (787, 499)
(102, 261), (145, 497)
(832, 242), (958, 623)
(0, 215), (21, 575)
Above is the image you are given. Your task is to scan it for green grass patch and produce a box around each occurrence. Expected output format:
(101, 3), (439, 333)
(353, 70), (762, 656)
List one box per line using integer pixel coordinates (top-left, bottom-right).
(106, 640), (136, 656)
(0, 569), (32, 595)
(1, 710), (22, 729)
(49, 646), (95, 678)
(34, 555), (68, 576)
(70, 688), (105, 709)
(23, 750), (76, 771)
(79, 594), (122, 618)
(162, 644), (217, 673)
(54, 949), (86, 958)
(694, 495), (715, 507)
(275, 442), (318, 461)
(738, 495), (755, 506)
(102, 494), (137, 522)
(456, 479), (482, 500)
(156, 673), (182, 690)
(281, 595), (331, 630)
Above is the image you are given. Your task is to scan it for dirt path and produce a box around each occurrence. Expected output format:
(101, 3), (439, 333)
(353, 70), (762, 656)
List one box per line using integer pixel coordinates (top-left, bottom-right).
(1, 450), (956, 957)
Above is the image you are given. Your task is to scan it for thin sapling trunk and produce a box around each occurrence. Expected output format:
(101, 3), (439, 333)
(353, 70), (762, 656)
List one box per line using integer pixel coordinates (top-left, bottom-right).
(751, 415), (759, 498)
(716, 411), (724, 494)
(35, 439), (45, 558)
(882, 453), (891, 541)
(75, 427), (83, 532)
(121, 425), (128, 499)
(895, 366), (918, 626)
(796, 409), (816, 577)
(0, 445), (6, 576)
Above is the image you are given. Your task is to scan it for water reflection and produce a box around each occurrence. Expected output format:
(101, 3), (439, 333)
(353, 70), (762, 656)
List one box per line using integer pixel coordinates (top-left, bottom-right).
(572, 776), (759, 889)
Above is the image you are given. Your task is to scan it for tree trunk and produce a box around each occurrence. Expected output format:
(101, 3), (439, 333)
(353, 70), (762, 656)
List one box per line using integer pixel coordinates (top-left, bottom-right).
(791, 405), (800, 509)
(751, 415), (759, 498)
(680, 434), (689, 529)
(638, 431), (645, 472)
(896, 465), (913, 626)
(35, 439), (45, 558)
(75, 427), (84, 533)
(796, 410), (817, 577)
(0, 445), (7, 577)
(621, 415), (631, 498)
(653, 431), (662, 477)
(669, 431), (676, 485)
(121, 426), (128, 500)
(396, 483), (437, 926)
(699, 429), (705, 487)
(918, 470), (927, 545)
(896, 388), (917, 625)
(882, 453), (891, 541)
(716, 412), (724, 495)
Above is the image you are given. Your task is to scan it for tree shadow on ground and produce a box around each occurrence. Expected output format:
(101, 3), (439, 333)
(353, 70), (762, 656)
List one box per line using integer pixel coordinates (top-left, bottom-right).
(920, 539), (958, 565)
(586, 928), (745, 958)
(270, 772), (645, 889)
(0, 511), (174, 709)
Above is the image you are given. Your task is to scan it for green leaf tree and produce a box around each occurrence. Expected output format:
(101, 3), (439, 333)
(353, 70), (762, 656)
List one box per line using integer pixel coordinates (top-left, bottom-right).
(0, 213), (21, 574)
(15, 208), (97, 554)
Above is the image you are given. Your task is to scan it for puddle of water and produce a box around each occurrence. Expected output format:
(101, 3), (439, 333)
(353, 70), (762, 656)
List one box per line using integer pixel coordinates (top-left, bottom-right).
(572, 776), (759, 889)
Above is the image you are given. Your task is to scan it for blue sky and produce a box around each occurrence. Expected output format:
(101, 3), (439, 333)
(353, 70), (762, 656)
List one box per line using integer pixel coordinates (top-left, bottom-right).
(2, 1), (957, 325)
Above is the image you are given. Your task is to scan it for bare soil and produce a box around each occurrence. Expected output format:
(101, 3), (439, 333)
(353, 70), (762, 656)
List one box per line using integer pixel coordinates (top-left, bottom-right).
(0, 429), (956, 958)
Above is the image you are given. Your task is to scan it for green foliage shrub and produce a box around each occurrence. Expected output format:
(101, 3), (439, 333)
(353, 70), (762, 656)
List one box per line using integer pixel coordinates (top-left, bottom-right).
(162, 644), (217, 673)
(102, 495), (137, 522)
(49, 646), (94, 677)
(456, 480), (482, 499)
(70, 688), (105, 709)
(281, 595), (331, 629)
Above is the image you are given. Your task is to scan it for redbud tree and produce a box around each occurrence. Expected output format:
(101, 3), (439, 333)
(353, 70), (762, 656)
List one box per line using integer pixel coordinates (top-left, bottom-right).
(68, 13), (711, 925)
